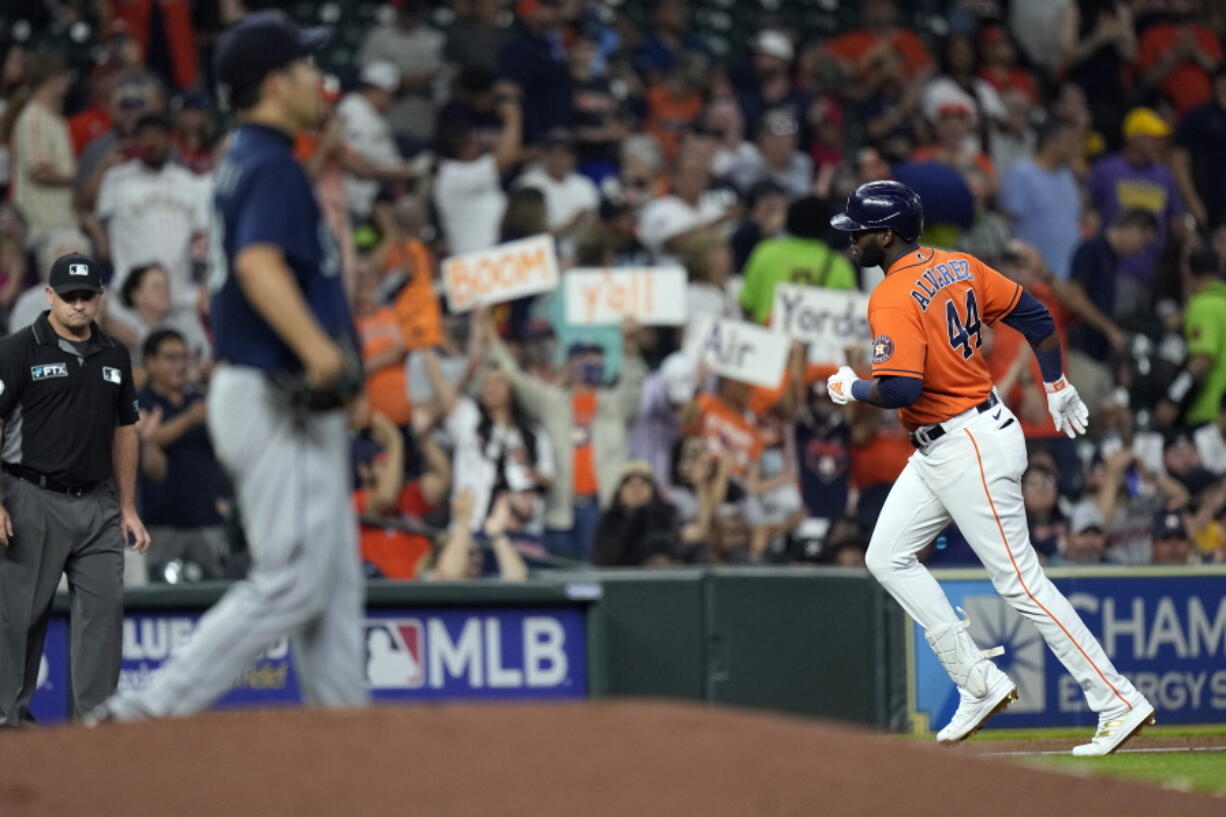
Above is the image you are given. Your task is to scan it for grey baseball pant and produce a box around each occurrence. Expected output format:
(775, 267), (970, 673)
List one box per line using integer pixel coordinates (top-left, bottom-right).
(0, 474), (124, 725)
(114, 365), (368, 717)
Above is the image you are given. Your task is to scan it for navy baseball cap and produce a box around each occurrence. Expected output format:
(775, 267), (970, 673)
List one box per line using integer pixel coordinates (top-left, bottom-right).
(1153, 510), (1186, 540)
(214, 10), (331, 105)
(49, 253), (103, 294)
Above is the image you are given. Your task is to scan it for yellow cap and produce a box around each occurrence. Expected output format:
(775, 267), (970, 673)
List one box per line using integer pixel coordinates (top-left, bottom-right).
(1123, 107), (1171, 139)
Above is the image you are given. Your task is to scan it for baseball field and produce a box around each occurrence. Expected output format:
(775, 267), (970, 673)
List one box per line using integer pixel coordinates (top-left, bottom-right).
(0, 701), (1223, 816)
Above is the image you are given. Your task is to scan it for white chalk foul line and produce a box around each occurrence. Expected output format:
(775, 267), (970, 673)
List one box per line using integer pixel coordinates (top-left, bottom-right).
(986, 746), (1226, 757)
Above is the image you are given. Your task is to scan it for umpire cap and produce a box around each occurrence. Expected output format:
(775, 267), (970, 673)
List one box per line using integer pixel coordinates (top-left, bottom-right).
(49, 253), (103, 294)
(214, 10), (331, 106)
(830, 180), (925, 244)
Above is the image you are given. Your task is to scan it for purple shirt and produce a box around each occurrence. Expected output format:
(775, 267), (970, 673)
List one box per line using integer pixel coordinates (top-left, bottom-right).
(1085, 153), (1183, 283)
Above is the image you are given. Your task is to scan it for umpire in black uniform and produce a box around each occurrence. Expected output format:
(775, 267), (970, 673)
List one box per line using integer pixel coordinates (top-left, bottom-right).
(0, 252), (151, 725)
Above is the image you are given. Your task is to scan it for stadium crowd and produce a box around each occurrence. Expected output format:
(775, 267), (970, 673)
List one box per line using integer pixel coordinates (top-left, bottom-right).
(2, 0), (1226, 583)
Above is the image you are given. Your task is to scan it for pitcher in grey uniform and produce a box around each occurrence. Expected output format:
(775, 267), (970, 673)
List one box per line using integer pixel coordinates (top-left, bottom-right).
(0, 253), (150, 725)
(92, 11), (368, 721)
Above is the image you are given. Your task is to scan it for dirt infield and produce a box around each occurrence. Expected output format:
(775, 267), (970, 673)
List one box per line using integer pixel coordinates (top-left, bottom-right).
(1, 701), (1223, 817)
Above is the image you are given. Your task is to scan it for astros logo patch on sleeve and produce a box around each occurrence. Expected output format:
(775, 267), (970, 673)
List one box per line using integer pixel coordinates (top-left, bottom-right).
(872, 335), (894, 364)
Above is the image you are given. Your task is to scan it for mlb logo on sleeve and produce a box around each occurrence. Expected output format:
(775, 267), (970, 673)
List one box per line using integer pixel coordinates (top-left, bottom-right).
(103, 367), (122, 384)
(31, 363), (69, 380)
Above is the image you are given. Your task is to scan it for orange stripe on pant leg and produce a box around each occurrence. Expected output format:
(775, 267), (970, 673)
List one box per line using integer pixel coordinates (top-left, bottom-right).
(964, 429), (1131, 711)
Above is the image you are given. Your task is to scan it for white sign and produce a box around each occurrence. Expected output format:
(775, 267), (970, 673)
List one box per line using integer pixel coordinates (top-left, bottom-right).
(564, 267), (687, 326)
(770, 283), (871, 364)
(442, 235), (559, 312)
(685, 315), (789, 388)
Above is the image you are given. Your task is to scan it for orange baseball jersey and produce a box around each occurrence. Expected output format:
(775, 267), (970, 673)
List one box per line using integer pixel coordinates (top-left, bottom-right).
(868, 247), (1022, 431)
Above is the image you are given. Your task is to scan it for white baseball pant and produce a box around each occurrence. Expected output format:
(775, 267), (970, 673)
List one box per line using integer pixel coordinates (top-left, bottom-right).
(115, 365), (368, 717)
(866, 401), (1139, 715)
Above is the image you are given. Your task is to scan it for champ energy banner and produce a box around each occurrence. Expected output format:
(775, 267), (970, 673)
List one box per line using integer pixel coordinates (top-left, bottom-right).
(909, 570), (1226, 730)
(33, 607), (587, 722)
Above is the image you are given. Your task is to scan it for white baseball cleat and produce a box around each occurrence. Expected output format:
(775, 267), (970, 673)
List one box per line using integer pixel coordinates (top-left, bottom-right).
(1071, 698), (1156, 756)
(936, 664), (1018, 744)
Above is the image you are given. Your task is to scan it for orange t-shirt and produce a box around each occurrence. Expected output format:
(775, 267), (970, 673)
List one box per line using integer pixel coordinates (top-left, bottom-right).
(386, 239), (444, 350)
(868, 247), (1022, 431)
(357, 307), (412, 427)
(1138, 24), (1223, 114)
(69, 106), (111, 156)
(824, 29), (932, 78)
(645, 84), (705, 161)
(690, 393), (763, 476)
(979, 66), (1038, 102)
(354, 482), (435, 579)
(572, 390), (599, 497)
(850, 419), (913, 489)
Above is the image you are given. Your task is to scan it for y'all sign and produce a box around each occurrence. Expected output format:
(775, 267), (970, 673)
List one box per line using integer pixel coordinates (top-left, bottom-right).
(685, 315), (789, 388)
(565, 267), (687, 326)
(443, 235), (559, 313)
(770, 283), (871, 364)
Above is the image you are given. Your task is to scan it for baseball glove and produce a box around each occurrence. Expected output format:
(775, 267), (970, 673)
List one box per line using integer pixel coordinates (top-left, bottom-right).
(269, 332), (364, 414)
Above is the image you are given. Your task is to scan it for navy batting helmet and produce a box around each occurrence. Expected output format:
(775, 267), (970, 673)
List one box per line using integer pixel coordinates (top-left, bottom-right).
(830, 180), (925, 243)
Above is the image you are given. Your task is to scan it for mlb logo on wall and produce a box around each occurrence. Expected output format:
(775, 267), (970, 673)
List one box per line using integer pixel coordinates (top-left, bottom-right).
(365, 619), (425, 689)
(103, 367), (122, 384)
(69, 263), (90, 276)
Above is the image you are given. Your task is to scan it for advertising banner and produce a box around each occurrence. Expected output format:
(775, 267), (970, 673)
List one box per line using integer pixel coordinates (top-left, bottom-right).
(32, 606), (587, 723)
(29, 618), (70, 723)
(118, 612), (301, 708)
(363, 607), (587, 700)
(564, 268), (687, 326)
(442, 235), (559, 312)
(909, 570), (1226, 730)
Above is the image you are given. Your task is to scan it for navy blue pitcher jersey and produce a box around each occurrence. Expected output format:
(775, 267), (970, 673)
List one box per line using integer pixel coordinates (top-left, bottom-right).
(207, 123), (354, 371)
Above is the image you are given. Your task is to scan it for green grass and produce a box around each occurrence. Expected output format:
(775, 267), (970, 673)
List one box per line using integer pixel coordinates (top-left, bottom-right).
(1022, 753), (1226, 797)
(971, 724), (1226, 742)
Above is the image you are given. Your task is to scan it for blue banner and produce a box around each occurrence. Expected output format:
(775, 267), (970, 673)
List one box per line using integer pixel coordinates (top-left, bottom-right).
(363, 608), (587, 701)
(29, 619), (70, 723)
(118, 611), (302, 708)
(31, 606), (587, 723)
(910, 570), (1226, 730)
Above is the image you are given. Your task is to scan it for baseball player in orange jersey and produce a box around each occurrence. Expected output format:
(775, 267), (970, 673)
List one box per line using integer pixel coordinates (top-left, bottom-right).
(827, 181), (1154, 755)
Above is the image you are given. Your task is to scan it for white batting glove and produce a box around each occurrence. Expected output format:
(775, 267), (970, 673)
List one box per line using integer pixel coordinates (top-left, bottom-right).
(827, 365), (858, 406)
(1045, 376), (1089, 438)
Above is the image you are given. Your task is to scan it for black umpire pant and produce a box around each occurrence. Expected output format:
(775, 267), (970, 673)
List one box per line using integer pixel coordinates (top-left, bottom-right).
(0, 473), (124, 725)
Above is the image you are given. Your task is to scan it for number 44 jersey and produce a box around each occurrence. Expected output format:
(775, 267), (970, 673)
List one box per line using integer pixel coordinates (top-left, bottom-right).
(867, 247), (1023, 431)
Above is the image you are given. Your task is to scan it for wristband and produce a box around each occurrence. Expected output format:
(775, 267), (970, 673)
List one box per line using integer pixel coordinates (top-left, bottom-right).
(1044, 376), (1070, 394)
(851, 379), (873, 402)
(1035, 346), (1064, 384)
